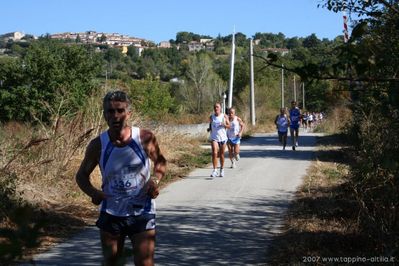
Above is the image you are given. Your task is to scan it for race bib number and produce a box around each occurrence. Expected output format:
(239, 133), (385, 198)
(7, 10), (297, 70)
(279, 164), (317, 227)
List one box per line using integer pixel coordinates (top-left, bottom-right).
(109, 164), (145, 197)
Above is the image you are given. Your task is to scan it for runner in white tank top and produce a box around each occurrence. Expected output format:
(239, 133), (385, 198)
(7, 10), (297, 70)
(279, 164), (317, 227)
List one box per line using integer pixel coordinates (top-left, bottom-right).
(99, 126), (153, 216)
(227, 107), (245, 168)
(76, 90), (166, 265)
(210, 113), (228, 142)
(207, 102), (230, 177)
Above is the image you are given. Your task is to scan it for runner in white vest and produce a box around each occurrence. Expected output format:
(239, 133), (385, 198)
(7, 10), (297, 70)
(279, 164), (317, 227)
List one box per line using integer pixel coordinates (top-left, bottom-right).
(227, 107), (245, 168)
(76, 90), (166, 266)
(207, 102), (230, 177)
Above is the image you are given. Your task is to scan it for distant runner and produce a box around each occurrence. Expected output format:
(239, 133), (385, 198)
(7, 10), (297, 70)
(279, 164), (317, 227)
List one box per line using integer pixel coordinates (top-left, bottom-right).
(207, 102), (230, 177)
(275, 107), (290, 150)
(227, 107), (245, 168)
(289, 100), (301, 150)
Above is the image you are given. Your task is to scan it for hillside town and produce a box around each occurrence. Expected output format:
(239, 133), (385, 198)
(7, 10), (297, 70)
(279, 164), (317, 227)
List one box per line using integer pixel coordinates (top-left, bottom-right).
(0, 30), (222, 55)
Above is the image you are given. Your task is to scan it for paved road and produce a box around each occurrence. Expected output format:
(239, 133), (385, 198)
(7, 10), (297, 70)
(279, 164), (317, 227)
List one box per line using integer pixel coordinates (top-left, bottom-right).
(24, 131), (317, 266)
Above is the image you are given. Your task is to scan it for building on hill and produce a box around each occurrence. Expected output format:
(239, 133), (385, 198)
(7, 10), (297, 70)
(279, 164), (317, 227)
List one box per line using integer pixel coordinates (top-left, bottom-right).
(158, 41), (172, 48)
(260, 47), (290, 56)
(188, 41), (203, 52)
(200, 38), (213, 44)
(0, 31), (25, 41)
(188, 39), (214, 52)
(50, 31), (146, 47)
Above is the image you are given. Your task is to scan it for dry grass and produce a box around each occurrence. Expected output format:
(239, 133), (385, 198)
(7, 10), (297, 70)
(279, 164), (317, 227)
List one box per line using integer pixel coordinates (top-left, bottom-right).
(265, 135), (379, 265)
(0, 111), (210, 263)
(315, 105), (352, 134)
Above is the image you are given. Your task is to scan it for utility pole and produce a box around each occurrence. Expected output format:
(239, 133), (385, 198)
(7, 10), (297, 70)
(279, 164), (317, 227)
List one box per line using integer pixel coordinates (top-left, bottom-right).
(343, 0), (349, 43)
(281, 64), (284, 108)
(105, 69), (108, 90)
(228, 28), (236, 108)
(249, 38), (256, 126)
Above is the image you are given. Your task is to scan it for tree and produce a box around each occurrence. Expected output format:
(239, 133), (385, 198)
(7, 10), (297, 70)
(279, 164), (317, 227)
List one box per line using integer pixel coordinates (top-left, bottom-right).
(253, 32), (286, 48)
(98, 34), (107, 43)
(318, 0), (399, 252)
(127, 46), (139, 61)
(182, 54), (224, 113)
(186, 54), (212, 113)
(175, 32), (193, 44)
(286, 37), (302, 49)
(302, 33), (321, 49)
(0, 39), (102, 121)
(128, 79), (175, 118)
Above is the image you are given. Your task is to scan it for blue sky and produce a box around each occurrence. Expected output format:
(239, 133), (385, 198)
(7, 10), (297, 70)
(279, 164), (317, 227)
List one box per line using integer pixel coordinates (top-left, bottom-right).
(1, 0), (345, 43)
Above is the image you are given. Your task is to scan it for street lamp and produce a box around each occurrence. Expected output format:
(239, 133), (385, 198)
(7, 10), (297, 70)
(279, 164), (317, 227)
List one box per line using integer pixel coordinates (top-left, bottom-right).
(222, 92), (227, 114)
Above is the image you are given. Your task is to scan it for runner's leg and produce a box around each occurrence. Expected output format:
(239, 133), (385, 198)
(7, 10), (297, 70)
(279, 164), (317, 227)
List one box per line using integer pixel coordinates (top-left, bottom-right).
(211, 141), (219, 169)
(283, 132), (287, 149)
(290, 127), (295, 147)
(219, 142), (226, 169)
(129, 229), (156, 266)
(234, 143), (240, 159)
(100, 230), (126, 266)
(227, 141), (234, 161)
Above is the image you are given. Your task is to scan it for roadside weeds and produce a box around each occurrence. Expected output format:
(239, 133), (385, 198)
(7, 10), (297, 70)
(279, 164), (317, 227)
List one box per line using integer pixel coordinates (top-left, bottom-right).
(0, 128), (210, 264)
(265, 134), (389, 265)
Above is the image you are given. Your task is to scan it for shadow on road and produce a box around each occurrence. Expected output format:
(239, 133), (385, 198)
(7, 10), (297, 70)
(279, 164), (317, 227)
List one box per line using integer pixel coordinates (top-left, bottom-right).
(21, 226), (103, 266)
(216, 133), (318, 162)
(242, 134), (316, 147)
(156, 192), (295, 265)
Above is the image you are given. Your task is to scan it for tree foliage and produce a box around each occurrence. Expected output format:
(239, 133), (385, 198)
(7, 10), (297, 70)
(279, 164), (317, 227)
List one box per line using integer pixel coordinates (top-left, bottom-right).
(127, 78), (176, 118)
(0, 39), (102, 121)
(0, 27), (351, 123)
(319, 0), (399, 253)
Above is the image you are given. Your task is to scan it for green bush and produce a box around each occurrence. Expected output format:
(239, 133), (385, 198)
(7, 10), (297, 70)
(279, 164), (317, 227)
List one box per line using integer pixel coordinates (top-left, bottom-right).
(127, 78), (176, 119)
(0, 39), (102, 122)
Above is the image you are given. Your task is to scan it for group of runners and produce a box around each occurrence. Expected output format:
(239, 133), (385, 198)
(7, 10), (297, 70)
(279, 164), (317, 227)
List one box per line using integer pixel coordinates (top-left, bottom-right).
(301, 111), (324, 132)
(207, 103), (245, 178)
(74, 91), (318, 265)
(207, 100), (310, 178)
(274, 100), (301, 151)
(274, 100), (323, 150)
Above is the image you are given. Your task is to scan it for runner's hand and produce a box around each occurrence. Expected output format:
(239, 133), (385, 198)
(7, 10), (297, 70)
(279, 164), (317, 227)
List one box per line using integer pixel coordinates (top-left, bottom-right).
(91, 190), (106, 205)
(148, 178), (160, 199)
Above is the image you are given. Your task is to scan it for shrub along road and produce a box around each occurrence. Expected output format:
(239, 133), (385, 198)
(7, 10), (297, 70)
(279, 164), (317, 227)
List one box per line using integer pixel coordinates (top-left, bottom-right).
(24, 131), (318, 265)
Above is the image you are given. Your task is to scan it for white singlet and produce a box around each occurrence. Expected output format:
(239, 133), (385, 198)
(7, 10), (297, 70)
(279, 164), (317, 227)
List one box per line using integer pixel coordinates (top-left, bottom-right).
(227, 116), (240, 139)
(99, 126), (154, 217)
(210, 113), (228, 142)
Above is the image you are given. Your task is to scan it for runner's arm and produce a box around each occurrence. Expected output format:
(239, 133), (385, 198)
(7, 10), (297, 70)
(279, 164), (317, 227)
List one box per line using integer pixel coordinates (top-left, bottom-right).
(237, 117), (245, 137)
(224, 114), (231, 129)
(75, 137), (105, 205)
(141, 129), (167, 199)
